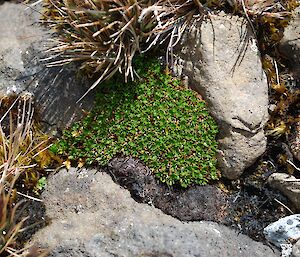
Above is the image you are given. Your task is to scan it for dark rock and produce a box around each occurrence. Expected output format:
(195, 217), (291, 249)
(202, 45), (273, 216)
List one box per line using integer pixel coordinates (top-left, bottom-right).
(108, 157), (228, 222)
(278, 7), (300, 80)
(289, 119), (300, 162)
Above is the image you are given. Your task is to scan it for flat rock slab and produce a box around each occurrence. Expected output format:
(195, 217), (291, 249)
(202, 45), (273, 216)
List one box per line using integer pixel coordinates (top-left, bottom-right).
(0, 2), (95, 131)
(174, 13), (269, 179)
(29, 168), (279, 257)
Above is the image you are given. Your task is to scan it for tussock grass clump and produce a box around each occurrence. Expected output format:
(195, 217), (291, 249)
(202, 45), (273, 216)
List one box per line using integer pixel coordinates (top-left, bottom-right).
(0, 95), (51, 256)
(41, 0), (297, 97)
(52, 59), (219, 187)
(0, 95), (56, 193)
(42, 0), (203, 99)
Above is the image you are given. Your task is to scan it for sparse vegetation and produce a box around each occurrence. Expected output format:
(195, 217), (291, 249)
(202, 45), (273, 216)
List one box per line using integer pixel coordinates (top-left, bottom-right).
(0, 95), (52, 256)
(52, 59), (219, 187)
(41, 0), (300, 145)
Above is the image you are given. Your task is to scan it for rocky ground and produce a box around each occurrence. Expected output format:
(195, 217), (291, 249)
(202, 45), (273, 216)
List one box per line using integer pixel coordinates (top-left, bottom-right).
(28, 167), (280, 257)
(105, 157), (293, 242)
(0, 1), (299, 257)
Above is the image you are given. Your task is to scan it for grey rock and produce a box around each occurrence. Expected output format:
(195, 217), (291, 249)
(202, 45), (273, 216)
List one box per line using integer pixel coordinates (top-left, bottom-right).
(268, 173), (300, 211)
(0, 3), (95, 132)
(29, 168), (279, 257)
(278, 7), (300, 79)
(293, 240), (300, 257)
(174, 13), (269, 179)
(264, 214), (300, 247)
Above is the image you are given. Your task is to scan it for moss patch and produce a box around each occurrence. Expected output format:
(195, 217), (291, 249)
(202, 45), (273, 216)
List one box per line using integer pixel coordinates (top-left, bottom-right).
(52, 59), (219, 187)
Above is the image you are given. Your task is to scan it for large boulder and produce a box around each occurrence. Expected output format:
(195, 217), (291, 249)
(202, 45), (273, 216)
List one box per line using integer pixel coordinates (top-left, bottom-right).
(28, 168), (279, 257)
(174, 13), (269, 179)
(0, 2), (95, 131)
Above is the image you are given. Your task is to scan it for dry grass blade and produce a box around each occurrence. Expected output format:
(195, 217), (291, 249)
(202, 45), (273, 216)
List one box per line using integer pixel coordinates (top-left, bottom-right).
(41, 0), (205, 98)
(0, 95), (50, 256)
(40, 0), (297, 99)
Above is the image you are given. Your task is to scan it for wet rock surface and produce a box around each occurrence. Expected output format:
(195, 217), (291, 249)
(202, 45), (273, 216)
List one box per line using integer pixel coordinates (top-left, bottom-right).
(174, 13), (269, 179)
(0, 2), (95, 132)
(29, 167), (280, 257)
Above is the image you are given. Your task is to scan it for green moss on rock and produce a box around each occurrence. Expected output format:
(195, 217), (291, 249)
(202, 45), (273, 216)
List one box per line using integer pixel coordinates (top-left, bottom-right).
(53, 59), (219, 187)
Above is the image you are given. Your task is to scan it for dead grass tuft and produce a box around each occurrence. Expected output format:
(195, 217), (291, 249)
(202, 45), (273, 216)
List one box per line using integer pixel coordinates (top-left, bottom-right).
(0, 94), (49, 256)
(39, 0), (297, 98)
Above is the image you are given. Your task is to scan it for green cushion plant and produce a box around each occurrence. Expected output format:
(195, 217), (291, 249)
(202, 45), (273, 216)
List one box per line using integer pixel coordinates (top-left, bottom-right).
(51, 59), (219, 187)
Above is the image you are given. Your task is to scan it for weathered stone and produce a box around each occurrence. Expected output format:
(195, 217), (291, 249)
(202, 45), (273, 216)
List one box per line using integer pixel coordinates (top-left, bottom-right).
(264, 214), (300, 256)
(293, 240), (300, 257)
(278, 7), (300, 79)
(29, 168), (279, 257)
(0, 3), (95, 132)
(174, 13), (269, 179)
(268, 173), (300, 211)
